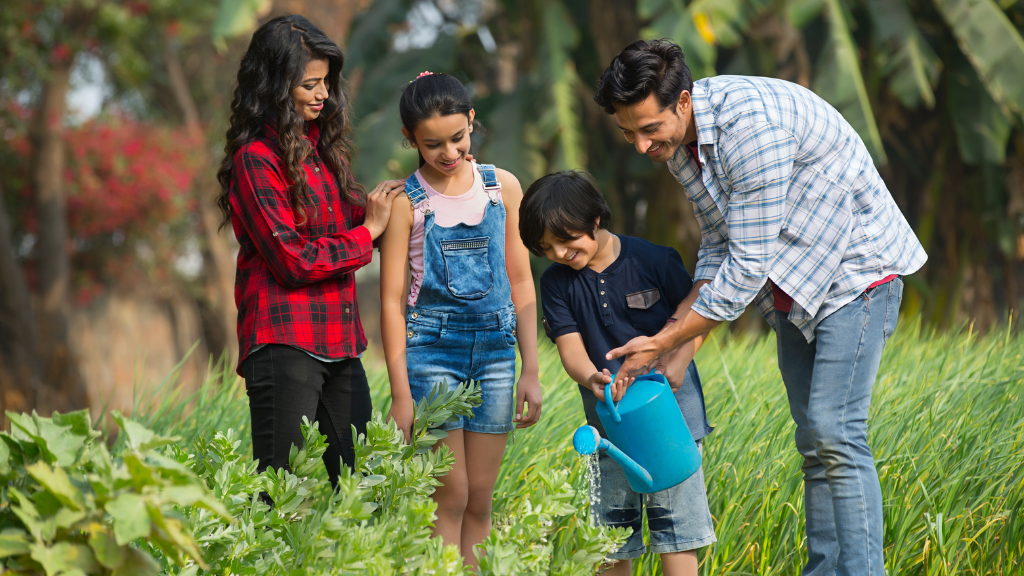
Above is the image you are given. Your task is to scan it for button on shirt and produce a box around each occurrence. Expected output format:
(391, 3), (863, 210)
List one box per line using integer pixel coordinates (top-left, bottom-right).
(540, 235), (713, 442)
(669, 76), (927, 342)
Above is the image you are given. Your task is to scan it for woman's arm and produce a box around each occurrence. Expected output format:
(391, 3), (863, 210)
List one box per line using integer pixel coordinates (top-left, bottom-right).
(379, 193), (415, 441)
(232, 149), (400, 288)
(498, 169), (542, 428)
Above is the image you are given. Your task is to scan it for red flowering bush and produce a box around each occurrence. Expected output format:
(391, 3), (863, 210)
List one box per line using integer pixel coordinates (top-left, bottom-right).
(5, 116), (204, 304)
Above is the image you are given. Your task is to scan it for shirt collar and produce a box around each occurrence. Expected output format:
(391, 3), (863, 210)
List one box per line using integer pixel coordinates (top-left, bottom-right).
(690, 80), (716, 148)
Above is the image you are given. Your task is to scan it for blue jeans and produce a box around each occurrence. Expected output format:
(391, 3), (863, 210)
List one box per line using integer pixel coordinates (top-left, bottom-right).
(405, 306), (517, 433)
(596, 442), (716, 559)
(776, 278), (903, 576)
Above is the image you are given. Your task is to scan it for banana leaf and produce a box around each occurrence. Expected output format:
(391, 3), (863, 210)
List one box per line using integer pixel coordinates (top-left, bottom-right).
(946, 52), (1012, 165)
(933, 0), (1024, 120)
(539, 0), (586, 170)
(813, 0), (887, 164)
(866, 0), (942, 109)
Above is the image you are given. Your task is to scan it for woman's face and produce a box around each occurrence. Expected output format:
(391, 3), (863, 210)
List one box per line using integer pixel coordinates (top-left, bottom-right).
(291, 59), (330, 121)
(404, 111), (475, 177)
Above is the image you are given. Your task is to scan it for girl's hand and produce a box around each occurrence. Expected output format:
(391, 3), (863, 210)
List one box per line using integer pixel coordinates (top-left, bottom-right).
(387, 395), (415, 444)
(364, 180), (404, 240)
(514, 374), (542, 428)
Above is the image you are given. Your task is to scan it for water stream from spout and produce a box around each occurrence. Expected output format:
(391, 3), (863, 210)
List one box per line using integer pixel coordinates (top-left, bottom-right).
(582, 452), (602, 523)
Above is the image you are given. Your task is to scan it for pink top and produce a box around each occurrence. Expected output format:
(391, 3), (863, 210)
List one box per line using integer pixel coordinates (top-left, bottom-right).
(407, 162), (501, 306)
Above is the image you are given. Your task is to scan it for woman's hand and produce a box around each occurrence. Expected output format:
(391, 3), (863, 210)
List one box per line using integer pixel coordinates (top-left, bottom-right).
(387, 394), (415, 444)
(513, 373), (543, 428)
(364, 180), (404, 240)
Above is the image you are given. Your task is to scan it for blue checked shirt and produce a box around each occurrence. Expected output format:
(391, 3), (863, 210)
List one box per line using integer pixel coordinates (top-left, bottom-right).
(669, 76), (927, 341)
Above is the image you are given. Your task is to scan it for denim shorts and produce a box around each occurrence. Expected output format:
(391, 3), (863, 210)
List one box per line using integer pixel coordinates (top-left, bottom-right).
(596, 442), (717, 559)
(405, 306), (517, 434)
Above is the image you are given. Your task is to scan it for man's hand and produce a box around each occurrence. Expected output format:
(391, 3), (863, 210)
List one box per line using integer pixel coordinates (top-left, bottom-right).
(605, 335), (665, 383)
(513, 373), (543, 428)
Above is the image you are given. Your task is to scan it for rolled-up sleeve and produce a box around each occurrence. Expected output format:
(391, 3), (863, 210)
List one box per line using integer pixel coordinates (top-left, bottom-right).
(692, 124), (795, 321)
(231, 150), (372, 289)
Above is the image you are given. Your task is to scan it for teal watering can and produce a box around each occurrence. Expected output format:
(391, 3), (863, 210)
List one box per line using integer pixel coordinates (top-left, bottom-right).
(572, 372), (701, 493)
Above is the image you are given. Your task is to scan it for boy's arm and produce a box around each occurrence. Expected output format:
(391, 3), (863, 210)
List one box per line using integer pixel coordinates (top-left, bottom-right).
(553, 333), (626, 402)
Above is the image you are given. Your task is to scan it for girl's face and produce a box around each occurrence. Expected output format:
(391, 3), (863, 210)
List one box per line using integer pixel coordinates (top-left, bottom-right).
(291, 59), (330, 121)
(404, 111), (475, 176)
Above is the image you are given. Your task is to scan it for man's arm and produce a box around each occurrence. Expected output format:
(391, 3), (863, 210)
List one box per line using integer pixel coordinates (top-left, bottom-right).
(606, 280), (718, 395)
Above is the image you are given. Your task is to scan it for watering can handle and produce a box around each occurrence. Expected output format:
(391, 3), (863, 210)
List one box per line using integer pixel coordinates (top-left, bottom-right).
(603, 379), (621, 423)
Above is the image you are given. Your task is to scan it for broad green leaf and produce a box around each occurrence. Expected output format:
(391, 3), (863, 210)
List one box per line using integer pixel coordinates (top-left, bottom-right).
(51, 410), (100, 441)
(111, 547), (160, 576)
(813, 0), (887, 164)
(106, 493), (152, 544)
(88, 523), (127, 569)
(30, 542), (100, 576)
(933, 0), (1024, 119)
(112, 412), (179, 452)
(867, 0), (942, 109)
(160, 485), (231, 519)
(0, 528), (31, 558)
(787, 0), (827, 28)
(947, 54), (1012, 164)
(541, 1), (586, 170)
(25, 461), (85, 510)
(211, 0), (271, 51)
(0, 433), (10, 474)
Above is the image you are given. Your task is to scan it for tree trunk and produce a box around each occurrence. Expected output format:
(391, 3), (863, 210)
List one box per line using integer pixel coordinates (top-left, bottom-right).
(166, 39), (239, 363)
(32, 60), (90, 410)
(0, 177), (44, 417)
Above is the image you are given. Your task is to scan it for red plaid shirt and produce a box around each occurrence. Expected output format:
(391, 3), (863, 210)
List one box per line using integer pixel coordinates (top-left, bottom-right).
(229, 122), (372, 373)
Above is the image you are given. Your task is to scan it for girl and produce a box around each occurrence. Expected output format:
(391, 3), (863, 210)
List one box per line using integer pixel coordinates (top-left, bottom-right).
(216, 14), (401, 488)
(379, 72), (543, 565)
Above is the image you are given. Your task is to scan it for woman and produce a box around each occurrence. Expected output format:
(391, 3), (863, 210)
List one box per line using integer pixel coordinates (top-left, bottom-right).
(216, 14), (399, 486)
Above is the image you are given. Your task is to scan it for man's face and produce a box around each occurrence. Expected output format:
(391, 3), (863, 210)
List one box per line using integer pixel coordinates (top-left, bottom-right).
(612, 92), (692, 163)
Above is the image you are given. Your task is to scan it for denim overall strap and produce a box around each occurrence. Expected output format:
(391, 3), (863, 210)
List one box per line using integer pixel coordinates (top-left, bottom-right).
(411, 167), (512, 316)
(404, 173), (430, 213)
(477, 163), (501, 205)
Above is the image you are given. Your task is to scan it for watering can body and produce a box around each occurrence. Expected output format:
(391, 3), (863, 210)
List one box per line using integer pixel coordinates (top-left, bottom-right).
(573, 372), (701, 493)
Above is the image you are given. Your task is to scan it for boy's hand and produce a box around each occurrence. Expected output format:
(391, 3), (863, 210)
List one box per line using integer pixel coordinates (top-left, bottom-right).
(387, 395), (415, 443)
(514, 374), (543, 428)
(588, 369), (635, 403)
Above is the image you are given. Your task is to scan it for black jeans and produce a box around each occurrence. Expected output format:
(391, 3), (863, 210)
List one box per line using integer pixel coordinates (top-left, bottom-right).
(242, 344), (372, 485)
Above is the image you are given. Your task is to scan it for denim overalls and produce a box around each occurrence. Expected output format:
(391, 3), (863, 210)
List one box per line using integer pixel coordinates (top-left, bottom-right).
(403, 164), (517, 434)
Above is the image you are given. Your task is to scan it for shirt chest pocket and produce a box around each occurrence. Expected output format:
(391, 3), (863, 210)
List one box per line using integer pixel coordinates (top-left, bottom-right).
(626, 288), (665, 336)
(441, 237), (493, 300)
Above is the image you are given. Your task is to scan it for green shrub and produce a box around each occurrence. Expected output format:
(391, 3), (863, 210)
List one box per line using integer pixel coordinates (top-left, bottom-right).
(1, 380), (626, 575)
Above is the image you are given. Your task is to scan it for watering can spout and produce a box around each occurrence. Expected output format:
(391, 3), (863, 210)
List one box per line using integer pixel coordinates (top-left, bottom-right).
(572, 425), (654, 492)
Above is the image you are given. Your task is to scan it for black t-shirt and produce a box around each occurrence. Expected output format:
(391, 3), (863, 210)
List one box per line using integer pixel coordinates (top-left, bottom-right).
(540, 235), (713, 441)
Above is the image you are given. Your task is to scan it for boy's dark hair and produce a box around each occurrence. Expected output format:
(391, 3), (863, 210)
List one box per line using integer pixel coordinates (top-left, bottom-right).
(519, 171), (612, 257)
(594, 39), (693, 115)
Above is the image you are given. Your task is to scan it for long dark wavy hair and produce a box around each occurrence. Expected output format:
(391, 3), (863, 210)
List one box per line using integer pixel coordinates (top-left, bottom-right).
(216, 14), (364, 228)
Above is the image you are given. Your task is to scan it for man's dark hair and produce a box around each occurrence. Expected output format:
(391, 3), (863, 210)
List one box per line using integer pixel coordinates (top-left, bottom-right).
(519, 171), (611, 257)
(594, 39), (693, 115)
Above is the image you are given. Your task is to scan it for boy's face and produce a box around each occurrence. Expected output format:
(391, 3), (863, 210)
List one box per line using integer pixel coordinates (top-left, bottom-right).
(538, 226), (601, 271)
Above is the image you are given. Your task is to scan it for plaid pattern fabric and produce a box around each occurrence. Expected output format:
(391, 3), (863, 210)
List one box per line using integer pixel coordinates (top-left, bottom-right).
(229, 123), (372, 373)
(669, 76), (927, 341)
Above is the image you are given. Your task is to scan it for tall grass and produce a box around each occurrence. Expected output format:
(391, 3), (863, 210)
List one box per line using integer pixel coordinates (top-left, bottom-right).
(129, 319), (1023, 575)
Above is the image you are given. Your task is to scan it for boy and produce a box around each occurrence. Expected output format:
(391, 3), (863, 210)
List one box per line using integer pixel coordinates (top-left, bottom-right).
(519, 171), (716, 575)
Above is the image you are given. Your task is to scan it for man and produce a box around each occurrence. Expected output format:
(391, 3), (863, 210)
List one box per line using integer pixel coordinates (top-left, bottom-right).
(595, 39), (926, 576)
